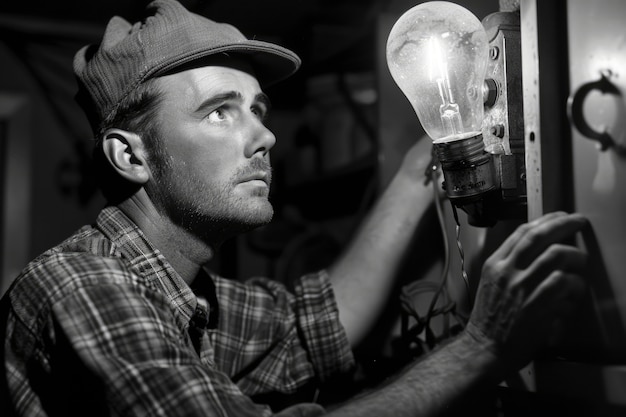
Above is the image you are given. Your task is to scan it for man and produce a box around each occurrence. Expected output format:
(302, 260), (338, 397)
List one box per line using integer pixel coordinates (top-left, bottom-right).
(1, 0), (588, 416)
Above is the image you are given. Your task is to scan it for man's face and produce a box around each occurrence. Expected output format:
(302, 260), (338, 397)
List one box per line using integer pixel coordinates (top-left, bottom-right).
(145, 60), (276, 242)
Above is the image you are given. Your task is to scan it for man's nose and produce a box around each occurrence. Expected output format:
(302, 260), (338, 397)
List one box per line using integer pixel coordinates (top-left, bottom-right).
(246, 119), (276, 158)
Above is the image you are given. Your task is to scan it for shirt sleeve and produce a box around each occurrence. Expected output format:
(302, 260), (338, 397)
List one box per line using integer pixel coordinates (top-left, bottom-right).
(49, 281), (276, 417)
(212, 270), (355, 397)
(291, 270), (355, 380)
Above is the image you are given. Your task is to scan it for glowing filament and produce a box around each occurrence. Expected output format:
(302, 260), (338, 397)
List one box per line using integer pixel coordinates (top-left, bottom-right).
(427, 36), (463, 137)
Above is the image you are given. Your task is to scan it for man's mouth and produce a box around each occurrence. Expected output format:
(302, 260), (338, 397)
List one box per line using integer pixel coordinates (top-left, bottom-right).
(239, 171), (270, 186)
(238, 158), (272, 187)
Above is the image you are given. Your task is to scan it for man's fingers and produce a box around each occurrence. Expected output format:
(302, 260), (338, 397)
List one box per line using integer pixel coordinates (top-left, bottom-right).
(491, 212), (588, 268)
(500, 271), (586, 359)
(522, 270), (587, 323)
(511, 213), (588, 269)
(490, 211), (566, 259)
(514, 244), (588, 292)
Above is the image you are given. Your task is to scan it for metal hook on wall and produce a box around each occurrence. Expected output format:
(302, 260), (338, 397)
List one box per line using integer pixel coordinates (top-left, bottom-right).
(567, 69), (626, 156)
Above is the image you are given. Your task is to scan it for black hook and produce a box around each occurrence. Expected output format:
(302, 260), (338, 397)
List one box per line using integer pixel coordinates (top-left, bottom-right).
(567, 70), (625, 154)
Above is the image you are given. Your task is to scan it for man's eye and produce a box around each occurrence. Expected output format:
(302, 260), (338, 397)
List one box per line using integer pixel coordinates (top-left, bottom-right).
(207, 108), (227, 123)
(252, 106), (268, 122)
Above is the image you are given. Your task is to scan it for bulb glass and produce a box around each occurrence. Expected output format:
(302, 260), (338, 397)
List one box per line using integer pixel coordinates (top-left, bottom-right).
(386, 1), (489, 143)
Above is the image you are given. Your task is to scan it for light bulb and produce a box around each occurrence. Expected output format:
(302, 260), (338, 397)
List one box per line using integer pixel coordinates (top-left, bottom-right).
(386, 1), (495, 202)
(386, 1), (488, 142)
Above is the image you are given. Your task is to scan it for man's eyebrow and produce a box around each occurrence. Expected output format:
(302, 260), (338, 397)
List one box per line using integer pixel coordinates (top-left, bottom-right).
(255, 92), (272, 111)
(194, 91), (243, 114)
(193, 91), (272, 114)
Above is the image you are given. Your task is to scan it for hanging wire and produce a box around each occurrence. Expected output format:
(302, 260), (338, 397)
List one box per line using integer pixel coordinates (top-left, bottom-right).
(399, 148), (475, 354)
(399, 150), (456, 352)
(450, 204), (473, 309)
(420, 160), (453, 348)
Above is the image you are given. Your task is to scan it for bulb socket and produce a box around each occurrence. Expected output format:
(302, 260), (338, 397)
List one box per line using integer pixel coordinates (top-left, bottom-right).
(435, 133), (496, 201)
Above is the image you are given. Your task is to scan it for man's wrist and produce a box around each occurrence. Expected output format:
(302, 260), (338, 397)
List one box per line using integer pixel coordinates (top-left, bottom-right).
(458, 323), (510, 381)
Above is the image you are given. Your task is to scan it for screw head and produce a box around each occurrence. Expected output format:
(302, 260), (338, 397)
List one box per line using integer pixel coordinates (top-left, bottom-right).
(489, 46), (500, 60)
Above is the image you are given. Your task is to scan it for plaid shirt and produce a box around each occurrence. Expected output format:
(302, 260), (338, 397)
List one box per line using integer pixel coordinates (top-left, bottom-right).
(1, 206), (354, 416)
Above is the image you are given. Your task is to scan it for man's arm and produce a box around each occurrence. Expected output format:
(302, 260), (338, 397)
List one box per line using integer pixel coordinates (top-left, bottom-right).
(328, 138), (436, 347)
(325, 210), (588, 417)
(324, 331), (500, 417)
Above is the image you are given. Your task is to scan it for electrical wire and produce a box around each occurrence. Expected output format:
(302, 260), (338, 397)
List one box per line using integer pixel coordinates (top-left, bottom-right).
(399, 154), (454, 352)
(399, 151), (474, 353)
(451, 204), (473, 309)
(420, 160), (453, 348)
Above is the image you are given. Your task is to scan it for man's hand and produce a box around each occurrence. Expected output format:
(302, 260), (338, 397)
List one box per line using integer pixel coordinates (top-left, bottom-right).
(465, 211), (589, 370)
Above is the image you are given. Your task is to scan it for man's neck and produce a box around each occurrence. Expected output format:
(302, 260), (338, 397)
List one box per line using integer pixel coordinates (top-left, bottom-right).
(116, 196), (216, 285)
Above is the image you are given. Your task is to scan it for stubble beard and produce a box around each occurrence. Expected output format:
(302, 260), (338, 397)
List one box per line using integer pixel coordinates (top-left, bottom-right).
(148, 158), (274, 245)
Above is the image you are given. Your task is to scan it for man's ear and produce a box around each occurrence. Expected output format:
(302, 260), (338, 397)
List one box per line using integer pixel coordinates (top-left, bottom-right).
(101, 128), (150, 184)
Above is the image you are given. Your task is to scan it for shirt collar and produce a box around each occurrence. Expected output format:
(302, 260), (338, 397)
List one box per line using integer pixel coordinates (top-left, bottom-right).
(95, 206), (200, 327)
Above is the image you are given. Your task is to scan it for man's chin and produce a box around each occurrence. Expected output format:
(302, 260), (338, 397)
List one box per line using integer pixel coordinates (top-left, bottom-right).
(249, 205), (274, 228)
(234, 200), (274, 229)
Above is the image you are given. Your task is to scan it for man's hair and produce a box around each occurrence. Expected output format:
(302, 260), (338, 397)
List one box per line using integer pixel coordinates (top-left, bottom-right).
(92, 79), (167, 204)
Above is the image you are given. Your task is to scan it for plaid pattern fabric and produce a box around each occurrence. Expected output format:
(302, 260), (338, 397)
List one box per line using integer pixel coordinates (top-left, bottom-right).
(2, 206), (354, 416)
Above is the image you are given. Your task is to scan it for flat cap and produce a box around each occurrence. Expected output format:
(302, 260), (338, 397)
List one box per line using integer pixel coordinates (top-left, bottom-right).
(74, 0), (301, 126)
